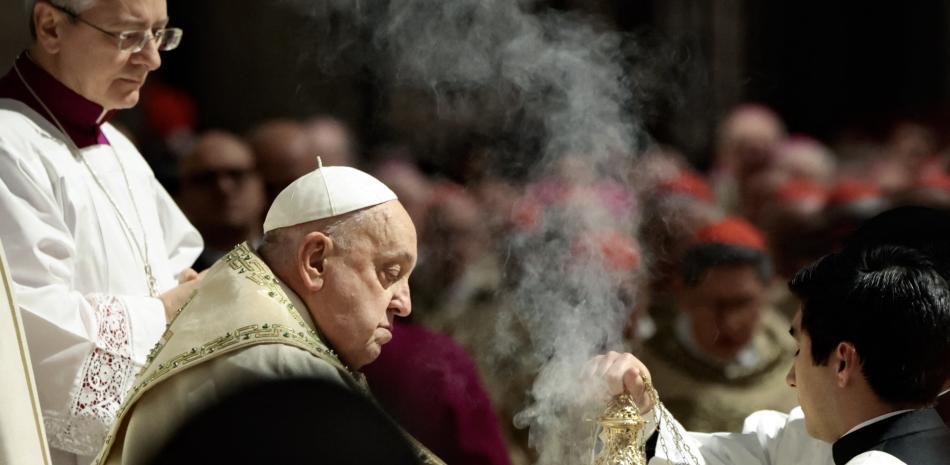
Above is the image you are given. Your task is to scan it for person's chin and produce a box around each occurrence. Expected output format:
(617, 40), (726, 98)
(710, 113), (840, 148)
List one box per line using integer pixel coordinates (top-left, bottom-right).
(107, 85), (142, 109)
(359, 345), (382, 368)
(117, 91), (141, 109)
(374, 327), (394, 345)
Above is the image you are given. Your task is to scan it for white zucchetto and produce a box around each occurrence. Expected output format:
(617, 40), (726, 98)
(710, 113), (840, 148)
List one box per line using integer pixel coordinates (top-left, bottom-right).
(263, 159), (397, 233)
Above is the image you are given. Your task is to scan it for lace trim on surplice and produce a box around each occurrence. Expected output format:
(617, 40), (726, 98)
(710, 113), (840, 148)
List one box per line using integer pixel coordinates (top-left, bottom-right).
(46, 294), (135, 456)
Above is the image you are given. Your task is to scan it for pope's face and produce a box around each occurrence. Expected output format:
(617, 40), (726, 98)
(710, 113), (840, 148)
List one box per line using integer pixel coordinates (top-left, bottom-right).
(787, 309), (838, 442)
(53, 0), (167, 109)
(313, 201), (417, 369)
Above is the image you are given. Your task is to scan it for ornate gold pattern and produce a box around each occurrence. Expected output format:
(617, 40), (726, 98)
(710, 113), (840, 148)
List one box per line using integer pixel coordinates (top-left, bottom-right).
(590, 381), (700, 465)
(95, 244), (348, 464)
(591, 394), (648, 465)
(134, 244), (344, 379)
(95, 243), (444, 465)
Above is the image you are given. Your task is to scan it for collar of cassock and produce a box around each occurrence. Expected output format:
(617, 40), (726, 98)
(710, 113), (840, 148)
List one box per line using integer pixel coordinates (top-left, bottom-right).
(0, 52), (115, 148)
(831, 408), (944, 465)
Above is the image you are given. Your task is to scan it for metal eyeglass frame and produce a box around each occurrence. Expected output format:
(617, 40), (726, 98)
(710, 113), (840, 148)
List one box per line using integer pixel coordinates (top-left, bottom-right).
(50, 2), (183, 53)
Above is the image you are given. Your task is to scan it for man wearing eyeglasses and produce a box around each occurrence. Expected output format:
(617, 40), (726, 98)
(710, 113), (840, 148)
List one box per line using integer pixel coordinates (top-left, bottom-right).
(177, 131), (266, 271)
(0, 1), (202, 464)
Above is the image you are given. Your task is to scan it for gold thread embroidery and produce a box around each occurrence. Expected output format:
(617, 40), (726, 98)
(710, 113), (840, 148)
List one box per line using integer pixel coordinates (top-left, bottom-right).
(95, 243), (441, 465)
(224, 245), (330, 341)
(136, 323), (336, 394)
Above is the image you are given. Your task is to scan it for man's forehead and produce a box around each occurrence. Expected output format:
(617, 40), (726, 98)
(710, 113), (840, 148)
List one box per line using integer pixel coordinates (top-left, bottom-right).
(91, 0), (169, 27)
(353, 203), (416, 247)
(196, 140), (254, 165)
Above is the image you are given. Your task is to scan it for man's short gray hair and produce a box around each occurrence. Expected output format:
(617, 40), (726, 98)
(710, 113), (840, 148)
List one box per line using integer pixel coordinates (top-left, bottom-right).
(257, 207), (375, 271)
(26, 0), (97, 13)
(26, 0), (97, 36)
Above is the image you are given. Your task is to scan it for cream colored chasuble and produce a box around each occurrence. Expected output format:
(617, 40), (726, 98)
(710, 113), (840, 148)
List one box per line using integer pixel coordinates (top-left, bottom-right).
(94, 243), (444, 465)
(0, 237), (52, 465)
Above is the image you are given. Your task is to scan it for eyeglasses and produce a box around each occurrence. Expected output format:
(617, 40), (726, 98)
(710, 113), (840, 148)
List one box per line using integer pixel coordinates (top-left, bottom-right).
(51, 3), (183, 53)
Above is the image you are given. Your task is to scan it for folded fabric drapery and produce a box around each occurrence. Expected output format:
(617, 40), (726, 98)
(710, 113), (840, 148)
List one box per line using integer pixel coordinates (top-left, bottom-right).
(0, 238), (52, 465)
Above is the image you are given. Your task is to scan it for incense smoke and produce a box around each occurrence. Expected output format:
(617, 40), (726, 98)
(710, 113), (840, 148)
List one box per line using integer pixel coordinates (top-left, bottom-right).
(282, 1), (656, 463)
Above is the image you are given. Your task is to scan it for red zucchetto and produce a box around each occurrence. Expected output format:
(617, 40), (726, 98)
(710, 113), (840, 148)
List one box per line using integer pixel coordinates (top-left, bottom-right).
(693, 216), (767, 252)
(656, 171), (715, 203)
(826, 179), (882, 207)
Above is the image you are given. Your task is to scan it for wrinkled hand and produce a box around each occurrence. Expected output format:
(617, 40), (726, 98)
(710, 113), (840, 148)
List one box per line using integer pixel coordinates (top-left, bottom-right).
(583, 351), (655, 414)
(160, 269), (206, 322)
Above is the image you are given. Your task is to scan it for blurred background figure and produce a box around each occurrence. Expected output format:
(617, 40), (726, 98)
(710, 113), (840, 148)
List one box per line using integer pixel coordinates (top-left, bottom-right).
(637, 216), (798, 432)
(711, 104), (786, 213)
(367, 158), (516, 464)
(411, 183), (495, 326)
(137, 80), (200, 189)
(248, 119), (316, 206)
(637, 158), (724, 310)
(743, 137), (834, 226)
(372, 157), (435, 231)
(177, 130), (265, 270)
(770, 136), (837, 187)
(305, 115), (360, 167)
(363, 320), (512, 465)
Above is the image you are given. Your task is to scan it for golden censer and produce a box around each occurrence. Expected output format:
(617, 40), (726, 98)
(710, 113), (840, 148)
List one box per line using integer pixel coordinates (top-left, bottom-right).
(589, 382), (699, 465)
(590, 393), (650, 465)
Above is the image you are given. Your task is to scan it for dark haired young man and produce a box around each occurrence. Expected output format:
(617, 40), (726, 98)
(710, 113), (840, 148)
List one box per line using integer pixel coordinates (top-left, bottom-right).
(591, 242), (950, 465)
(786, 245), (950, 464)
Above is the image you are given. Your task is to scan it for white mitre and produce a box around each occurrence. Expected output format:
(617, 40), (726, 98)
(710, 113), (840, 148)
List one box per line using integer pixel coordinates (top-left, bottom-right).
(263, 158), (398, 233)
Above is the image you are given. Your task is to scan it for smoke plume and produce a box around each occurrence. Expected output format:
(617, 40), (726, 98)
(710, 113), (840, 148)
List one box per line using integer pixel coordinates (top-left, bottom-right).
(281, 1), (650, 463)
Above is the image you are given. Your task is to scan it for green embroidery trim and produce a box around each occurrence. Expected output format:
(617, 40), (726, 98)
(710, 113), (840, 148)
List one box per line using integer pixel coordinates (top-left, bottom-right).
(95, 243), (351, 465)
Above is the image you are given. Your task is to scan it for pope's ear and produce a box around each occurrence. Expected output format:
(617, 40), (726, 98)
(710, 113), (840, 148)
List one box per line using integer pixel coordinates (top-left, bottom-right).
(298, 231), (331, 292)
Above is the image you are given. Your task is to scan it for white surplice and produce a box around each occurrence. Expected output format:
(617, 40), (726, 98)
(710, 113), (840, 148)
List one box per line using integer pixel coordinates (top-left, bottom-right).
(649, 406), (834, 465)
(0, 99), (202, 464)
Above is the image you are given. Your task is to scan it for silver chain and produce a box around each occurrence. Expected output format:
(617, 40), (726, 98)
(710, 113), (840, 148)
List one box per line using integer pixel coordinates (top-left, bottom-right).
(646, 382), (701, 465)
(13, 58), (159, 297)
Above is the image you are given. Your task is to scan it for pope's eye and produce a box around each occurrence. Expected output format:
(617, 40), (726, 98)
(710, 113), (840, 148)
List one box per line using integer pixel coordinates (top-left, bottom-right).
(382, 265), (402, 283)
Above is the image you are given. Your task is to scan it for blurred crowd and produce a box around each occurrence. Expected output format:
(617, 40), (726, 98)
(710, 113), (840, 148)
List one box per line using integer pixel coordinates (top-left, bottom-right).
(123, 85), (950, 465)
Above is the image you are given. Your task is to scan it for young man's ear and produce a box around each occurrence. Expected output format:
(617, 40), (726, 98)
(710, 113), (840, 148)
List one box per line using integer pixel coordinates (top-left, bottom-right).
(298, 231), (332, 292)
(834, 341), (860, 387)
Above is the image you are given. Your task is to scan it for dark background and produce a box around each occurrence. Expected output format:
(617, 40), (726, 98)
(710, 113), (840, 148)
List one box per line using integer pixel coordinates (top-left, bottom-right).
(3, 0), (949, 166)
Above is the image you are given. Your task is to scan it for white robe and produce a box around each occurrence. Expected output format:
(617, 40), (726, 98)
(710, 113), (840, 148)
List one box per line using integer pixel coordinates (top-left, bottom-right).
(845, 452), (906, 465)
(0, 99), (202, 464)
(649, 406), (835, 465)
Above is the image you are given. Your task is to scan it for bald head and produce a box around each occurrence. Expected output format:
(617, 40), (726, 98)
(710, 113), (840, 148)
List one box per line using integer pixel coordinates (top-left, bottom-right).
(249, 120), (316, 205)
(305, 117), (357, 168)
(716, 104), (786, 176)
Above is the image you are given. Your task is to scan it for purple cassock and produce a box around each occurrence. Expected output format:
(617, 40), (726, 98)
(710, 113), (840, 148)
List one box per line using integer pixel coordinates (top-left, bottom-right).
(363, 320), (513, 465)
(0, 54), (115, 147)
